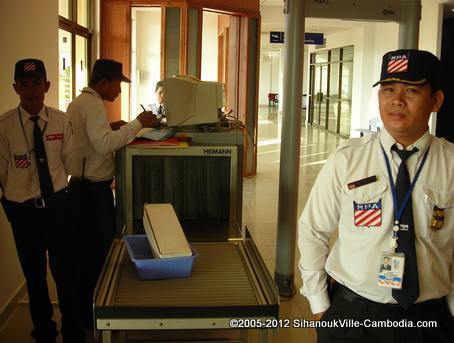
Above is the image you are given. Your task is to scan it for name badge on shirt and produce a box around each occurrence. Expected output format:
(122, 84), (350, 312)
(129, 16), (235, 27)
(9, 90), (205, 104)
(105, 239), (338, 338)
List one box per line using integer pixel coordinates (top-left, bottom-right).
(46, 133), (64, 141)
(347, 175), (377, 190)
(377, 252), (405, 289)
(14, 154), (31, 168)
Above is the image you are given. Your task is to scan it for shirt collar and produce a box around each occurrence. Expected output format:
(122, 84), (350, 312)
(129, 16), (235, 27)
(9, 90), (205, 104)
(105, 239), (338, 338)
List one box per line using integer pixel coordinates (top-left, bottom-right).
(19, 105), (48, 123)
(379, 127), (432, 158)
(82, 87), (102, 100)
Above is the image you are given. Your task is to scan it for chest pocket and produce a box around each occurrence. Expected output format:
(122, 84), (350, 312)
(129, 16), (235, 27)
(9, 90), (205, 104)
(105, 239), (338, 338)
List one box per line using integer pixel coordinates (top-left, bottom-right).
(343, 181), (388, 228)
(422, 187), (454, 242)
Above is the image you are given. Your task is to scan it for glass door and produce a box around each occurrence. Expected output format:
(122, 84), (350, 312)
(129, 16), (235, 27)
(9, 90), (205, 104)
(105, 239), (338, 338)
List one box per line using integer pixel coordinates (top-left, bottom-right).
(312, 65), (321, 126)
(309, 46), (353, 136)
(327, 57), (340, 133)
(319, 64), (328, 129)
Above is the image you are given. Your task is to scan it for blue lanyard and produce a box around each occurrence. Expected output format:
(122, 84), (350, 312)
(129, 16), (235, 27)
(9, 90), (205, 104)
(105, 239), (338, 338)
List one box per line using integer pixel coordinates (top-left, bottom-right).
(381, 144), (430, 222)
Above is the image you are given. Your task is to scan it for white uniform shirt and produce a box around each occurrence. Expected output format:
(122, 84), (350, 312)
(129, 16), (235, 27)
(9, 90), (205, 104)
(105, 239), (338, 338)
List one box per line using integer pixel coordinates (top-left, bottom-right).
(66, 87), (142, 181)
(148, 103), (164, 119)
(298, 128), (454, 315)
(0, 105), (73, 202)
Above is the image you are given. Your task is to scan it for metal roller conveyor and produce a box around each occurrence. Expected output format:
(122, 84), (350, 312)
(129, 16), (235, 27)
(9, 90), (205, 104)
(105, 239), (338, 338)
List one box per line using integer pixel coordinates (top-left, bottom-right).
(94, 238), (279, 343)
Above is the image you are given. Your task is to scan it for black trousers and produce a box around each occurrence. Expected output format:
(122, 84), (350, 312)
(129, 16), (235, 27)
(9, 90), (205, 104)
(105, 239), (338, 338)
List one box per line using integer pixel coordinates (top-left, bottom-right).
(317, 284), (454, 343)
(69, 178), (115, 329)
(2, 192), (85, 343)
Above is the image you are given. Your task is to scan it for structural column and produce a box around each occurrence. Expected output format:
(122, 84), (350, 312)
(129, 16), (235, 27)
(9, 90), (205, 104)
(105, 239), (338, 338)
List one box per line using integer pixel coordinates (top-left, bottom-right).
(398, 0), (421, 49)
(274, 0), (305, 297)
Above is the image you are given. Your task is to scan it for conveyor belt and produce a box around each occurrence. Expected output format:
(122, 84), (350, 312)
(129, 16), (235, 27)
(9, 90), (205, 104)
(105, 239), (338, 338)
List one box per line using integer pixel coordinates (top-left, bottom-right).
(95, 240), (279, 321)
(115, 243), (258, 307)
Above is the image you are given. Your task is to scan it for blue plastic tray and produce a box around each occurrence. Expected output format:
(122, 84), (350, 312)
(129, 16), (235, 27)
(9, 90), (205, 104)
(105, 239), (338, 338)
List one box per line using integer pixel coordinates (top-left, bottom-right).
(123, 235), (197, 280)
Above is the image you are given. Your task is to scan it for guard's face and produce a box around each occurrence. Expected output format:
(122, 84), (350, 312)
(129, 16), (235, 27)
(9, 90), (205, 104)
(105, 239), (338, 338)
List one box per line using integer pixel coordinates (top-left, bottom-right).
(13, 76), (50, 113)
(155, 86), (164, 104)
(103, 79), (122, 102)
(378, 82), (444, 144)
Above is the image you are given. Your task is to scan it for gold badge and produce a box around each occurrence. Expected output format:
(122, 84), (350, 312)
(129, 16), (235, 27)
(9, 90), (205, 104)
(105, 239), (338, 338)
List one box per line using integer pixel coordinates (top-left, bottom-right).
(429, 206), (445, 231)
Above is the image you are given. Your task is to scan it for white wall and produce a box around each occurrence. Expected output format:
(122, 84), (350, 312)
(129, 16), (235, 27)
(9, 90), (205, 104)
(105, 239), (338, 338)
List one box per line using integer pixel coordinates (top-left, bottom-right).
(0, 0), (59, 113)
(0, 0), (59, 315)
(201, 12), (219, 81)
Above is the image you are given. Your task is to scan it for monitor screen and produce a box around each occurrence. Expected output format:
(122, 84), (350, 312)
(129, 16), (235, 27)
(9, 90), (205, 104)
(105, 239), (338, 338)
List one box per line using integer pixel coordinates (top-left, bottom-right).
(163, 76), (225, 127)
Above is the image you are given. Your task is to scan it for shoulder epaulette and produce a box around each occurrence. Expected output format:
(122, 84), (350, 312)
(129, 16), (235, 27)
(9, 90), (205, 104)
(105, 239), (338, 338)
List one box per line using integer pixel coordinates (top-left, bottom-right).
(0, 109), (17, 123)
(439, 137), (454, 153)
(335, 132), (376, 152)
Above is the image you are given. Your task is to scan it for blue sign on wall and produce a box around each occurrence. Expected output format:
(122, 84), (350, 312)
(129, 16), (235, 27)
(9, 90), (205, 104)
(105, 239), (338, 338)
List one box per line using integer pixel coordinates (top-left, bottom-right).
(269, 32), (324, 45)
(304, 33), (324, 45)
(270, 31), (285, 44)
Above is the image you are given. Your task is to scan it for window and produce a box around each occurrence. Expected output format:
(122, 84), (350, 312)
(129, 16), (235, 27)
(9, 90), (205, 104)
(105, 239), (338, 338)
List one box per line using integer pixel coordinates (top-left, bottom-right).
(131, 7), (162, 119)
(309, 45), (354, 136)
(201, 11), (240, 114)
(58, 0), (92, 110)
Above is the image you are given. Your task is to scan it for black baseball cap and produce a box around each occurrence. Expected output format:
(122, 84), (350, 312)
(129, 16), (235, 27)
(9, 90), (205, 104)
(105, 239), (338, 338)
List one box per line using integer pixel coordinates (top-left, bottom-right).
(91, 59), (131, 83)
(373, 49), (441, 89)
(14, 59), (47, 81)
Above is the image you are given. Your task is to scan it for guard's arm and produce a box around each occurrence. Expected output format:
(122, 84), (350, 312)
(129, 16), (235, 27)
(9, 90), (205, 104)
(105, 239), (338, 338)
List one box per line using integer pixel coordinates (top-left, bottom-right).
(298, 151), (342, 315)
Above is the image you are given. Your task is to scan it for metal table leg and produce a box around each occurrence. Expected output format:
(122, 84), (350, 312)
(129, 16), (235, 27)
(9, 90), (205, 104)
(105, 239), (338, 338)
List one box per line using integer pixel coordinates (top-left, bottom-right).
(102, 331), (112, 343)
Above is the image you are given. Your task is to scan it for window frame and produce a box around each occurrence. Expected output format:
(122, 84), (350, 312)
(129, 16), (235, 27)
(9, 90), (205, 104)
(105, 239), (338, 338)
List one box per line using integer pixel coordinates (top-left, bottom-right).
(58, 0), (92, 108)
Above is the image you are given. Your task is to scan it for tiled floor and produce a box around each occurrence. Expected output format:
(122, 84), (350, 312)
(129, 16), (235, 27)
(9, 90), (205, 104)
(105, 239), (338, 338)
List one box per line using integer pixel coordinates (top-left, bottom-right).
(0, 105), (344, 342)
(242, 105), (344, 343)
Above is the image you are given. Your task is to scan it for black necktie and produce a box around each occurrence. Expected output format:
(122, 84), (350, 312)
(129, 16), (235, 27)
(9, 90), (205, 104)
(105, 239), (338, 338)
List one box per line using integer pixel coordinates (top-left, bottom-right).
(30, 116), (54, 198)
(157, 105), (163, 115)
(391, 145), (419, 309)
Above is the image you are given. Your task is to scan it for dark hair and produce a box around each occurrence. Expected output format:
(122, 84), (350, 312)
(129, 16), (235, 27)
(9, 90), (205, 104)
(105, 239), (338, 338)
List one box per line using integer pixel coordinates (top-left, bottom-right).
(155, 80), (164, 92)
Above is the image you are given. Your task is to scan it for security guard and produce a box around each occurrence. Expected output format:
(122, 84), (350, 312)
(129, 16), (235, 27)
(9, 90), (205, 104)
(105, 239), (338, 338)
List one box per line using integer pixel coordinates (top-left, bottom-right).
(298, 49), (453, 342)
(66, 59), (159, 329)
(0, 59), (84, 342)
(148, 80), (165, 120)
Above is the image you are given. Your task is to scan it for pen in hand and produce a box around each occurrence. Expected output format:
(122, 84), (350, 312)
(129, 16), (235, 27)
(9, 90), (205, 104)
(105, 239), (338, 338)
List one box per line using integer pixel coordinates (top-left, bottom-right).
(140, 104), (147, 112)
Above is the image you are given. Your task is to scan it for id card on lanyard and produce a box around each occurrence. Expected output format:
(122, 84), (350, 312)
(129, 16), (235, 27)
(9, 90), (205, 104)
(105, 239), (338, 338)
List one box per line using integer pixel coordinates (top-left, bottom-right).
(377, 144), (430, 289)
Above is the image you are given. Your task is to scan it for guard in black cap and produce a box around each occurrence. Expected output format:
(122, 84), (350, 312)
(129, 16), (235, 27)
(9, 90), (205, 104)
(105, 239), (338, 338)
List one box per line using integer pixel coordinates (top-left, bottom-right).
(298, 49), (453, 343)
(66, 59), (159, 330)
(90, 58), (131, 85)
(376, 49), (444, 147)
(1, 59), (85, 342)
(14, 58), (48, 81)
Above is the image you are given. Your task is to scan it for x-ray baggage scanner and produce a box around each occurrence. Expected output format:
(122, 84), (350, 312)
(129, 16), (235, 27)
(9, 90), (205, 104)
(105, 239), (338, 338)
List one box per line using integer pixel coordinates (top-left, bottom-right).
(94, 130), (279, 342)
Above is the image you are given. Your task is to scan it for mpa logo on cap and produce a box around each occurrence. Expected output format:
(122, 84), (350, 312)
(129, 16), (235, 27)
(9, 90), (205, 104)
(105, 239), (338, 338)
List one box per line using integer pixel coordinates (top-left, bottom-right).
(387, 52), (409, 74)
(373, 49), (441, 89)
(14, 58), (47, 81)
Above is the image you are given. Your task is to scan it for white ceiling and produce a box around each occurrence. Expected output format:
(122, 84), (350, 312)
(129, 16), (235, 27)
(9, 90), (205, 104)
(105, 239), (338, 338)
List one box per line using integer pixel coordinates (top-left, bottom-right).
(260, 1), (359, 36)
